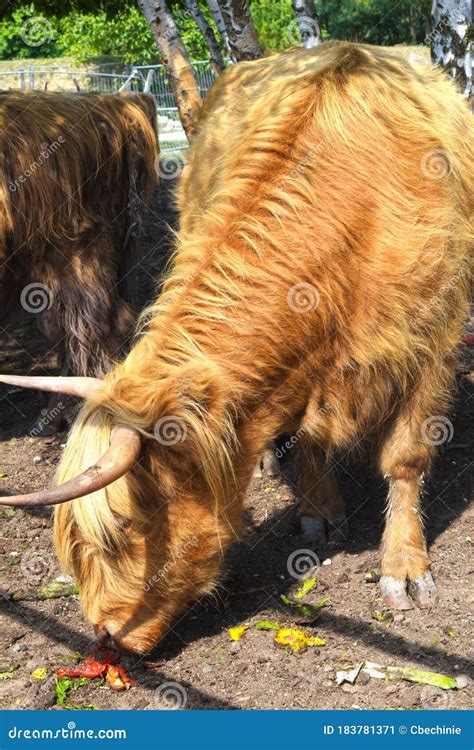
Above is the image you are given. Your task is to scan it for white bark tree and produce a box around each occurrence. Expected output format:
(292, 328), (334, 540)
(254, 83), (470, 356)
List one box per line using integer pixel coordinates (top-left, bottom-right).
(216, 0), (262, 61)
(205, 0), (232, 55)
(184, 0), (226, 74)
(431, 0), (472, 99)
(291, 0), (321, 48)
(136, 0), (202, 138)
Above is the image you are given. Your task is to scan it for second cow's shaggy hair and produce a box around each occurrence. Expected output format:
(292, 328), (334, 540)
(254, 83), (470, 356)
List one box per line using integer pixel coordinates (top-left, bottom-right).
(55, 43), (472, 652)
(0, 91), (158, 376)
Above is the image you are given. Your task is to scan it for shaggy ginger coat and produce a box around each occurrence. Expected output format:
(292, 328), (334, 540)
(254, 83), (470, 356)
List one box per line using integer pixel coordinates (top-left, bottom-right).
(54, 43), (472, 652)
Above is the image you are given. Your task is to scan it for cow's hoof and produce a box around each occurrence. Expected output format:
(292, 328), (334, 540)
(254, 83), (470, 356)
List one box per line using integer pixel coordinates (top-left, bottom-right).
(262, 451), (281, 478)
(379, 576), (413, 610)
(253, 452), (281, 479)
(408, 571), (438, 608)
(252, 462), (263, 479)
(327, 513), (349, 542)
(300, 514), (349, 544)
(300, 516), (327, 544)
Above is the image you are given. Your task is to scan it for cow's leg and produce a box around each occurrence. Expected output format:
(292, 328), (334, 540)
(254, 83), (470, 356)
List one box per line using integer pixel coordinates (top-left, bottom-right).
(43, 354), (70, 434)
(29, 354), (70, 437)
(253, 440), (281, 478)
(298, 442), (347, 544)
(378, 402), (440, 610)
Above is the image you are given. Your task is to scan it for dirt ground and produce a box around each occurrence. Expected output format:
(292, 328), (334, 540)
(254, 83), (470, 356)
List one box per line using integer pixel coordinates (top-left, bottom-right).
(0, 185), (472, 711)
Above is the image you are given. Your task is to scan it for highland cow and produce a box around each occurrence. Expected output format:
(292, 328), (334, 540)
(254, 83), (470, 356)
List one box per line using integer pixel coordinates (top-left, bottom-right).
(0, 42), (472, 653)
(0, 90), (158, 407)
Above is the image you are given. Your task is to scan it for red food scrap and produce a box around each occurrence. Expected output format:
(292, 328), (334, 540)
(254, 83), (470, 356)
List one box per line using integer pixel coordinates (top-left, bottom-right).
(105, 664), (137, 691)
(55, 649), (137, 691)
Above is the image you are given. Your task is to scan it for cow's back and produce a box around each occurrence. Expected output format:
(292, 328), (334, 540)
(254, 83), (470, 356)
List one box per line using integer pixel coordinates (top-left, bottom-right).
(173, 42), (472, 428)
(178, 42), (472, 240)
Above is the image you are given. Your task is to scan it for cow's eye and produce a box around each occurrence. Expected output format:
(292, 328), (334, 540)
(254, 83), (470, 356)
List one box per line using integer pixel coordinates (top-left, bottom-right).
(113, 514), (132, 532)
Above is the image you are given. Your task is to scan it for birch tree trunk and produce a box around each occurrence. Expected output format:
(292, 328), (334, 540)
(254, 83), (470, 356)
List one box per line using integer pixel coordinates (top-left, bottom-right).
(290, 0), (321, 48)
(217, 0), (262, 61)
(431, 0), (472, 99)
(136, 0), (202, 138)
(185, 0), (226, 74)
(205, 0), (231, 55)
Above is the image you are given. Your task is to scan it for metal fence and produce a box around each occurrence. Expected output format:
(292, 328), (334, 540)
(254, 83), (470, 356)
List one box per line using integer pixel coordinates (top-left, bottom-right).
(0, 60), (218, 151)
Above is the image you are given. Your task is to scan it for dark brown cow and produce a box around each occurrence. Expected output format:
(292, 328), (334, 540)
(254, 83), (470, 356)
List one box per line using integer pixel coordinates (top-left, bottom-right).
(0, 91), (158, 427)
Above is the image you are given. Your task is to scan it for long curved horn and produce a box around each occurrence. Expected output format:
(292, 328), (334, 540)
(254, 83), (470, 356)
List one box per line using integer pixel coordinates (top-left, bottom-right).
(0, 375), (102, 398)
(0, 425), (142, 507)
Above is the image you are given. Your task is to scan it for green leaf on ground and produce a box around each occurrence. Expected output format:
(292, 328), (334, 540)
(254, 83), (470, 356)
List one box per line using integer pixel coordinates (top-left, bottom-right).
(294, 577), (317, 599)
(280, 593), (330, 622)
(363, 662), (457, 690)
(372, 609), (394, 624)
(443, 627), (458, 639)
(55, 676), (97, 710)
(0, 660), (19, 680)
(397, 667), (457, 690)
(255, 621), (280, 630)
(39, 582), (79, 599)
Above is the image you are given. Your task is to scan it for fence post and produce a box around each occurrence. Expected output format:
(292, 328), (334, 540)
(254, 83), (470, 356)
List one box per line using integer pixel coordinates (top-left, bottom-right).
(20, 70), (26, 90)
(143, 68), (155, 93)
(28, 65), (35, 90)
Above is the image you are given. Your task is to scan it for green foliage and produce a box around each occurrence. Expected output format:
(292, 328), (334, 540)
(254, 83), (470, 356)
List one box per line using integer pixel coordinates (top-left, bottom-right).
(320, 0), (432, 46)
(249, 0), (431, 51)
(59, 4), (213, 65)
(0, 0), (433, 63)
(0, 2), (213, 64)
(55, 675), (97, 710)
(250, 0), (294, 51)
(0, 4), (61, 59)
(172, 5), (215, 61)
(58, 7), (158, 64)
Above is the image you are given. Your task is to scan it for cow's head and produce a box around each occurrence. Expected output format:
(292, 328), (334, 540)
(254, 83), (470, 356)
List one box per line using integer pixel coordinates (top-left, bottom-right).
(0, 371), (242, 653)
